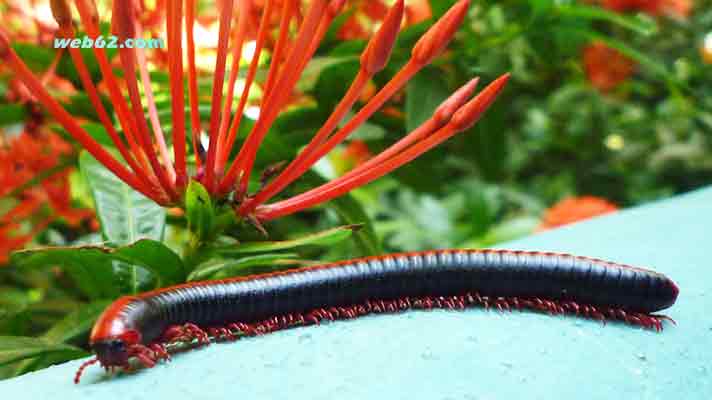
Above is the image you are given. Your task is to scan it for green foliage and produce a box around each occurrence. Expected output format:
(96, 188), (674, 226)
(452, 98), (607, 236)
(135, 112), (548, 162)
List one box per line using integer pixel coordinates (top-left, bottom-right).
(80, 152), (166, 244)
(185, 180), (216, 242)
(0, 337), (87, 368)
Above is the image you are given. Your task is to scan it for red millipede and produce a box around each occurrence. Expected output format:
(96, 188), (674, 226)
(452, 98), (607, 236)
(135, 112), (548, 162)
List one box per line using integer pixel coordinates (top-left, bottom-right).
(75, 249), (679, 383)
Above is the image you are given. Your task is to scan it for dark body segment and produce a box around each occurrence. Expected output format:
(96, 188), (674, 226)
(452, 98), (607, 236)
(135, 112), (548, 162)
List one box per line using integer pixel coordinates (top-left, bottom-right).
(93, 249), (679, 346)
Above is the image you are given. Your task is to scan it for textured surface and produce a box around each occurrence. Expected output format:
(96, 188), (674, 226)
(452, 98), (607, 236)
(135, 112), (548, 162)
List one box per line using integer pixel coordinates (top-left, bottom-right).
(2, 187), (711, 399)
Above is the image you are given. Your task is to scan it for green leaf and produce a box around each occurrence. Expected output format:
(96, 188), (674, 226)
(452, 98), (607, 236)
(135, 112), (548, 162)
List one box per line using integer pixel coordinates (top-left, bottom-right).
(216, 225), (362, 255)
(42, 301), (111, 344)
(0, 104), (27, 126)
(80, 151), (166, 244)
(188, 254), (304, 281)
(12, 240), (186, 291)
(314, 59), (360, 110)
(0, 336), (87, 367)
(557, 5), (657, 36)
(185, 180), (215, 241)
(10, 247), (118, 300)
(302, 171), (382, 256)
(405, 66), (450, 132)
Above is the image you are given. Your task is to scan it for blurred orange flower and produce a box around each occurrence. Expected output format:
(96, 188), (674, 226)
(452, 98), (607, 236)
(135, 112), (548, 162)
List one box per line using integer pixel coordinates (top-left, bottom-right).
(537, 196), (619, 231)
(582, 41), (636, 91)
(338, 0), (432, 40)
(342, 140), (372, 167)
(600, 0), (693, 18)
(1, 129), (95, 265)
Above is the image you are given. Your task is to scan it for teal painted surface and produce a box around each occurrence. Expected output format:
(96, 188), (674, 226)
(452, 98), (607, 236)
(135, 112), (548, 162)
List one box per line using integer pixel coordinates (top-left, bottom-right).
(2, 187), (711, 399)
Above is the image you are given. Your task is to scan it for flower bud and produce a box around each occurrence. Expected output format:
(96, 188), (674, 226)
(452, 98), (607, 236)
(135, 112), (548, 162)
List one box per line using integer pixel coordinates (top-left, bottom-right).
(50, 0), (73, 29)
(412, 0), (470, 65)
(360, 0), (404, 75)
(450, 73), (509, 131)
(433, 77), (479, 126)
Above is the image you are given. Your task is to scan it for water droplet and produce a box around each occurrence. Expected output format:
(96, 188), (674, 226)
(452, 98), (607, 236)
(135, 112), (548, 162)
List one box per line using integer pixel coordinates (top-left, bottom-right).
(298, 333), (312, 343)
(421, 349), (439, 360)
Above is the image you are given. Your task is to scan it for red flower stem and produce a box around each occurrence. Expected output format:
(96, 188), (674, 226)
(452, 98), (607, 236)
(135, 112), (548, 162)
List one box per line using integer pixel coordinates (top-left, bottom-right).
(185, 0), (202, 170)
(72, 0), (149, 172)
(47, 0), (153, 188)
(62, 30), (154, 190)
(239, 0), (471, 207)
(0, 38), (166, 204)
(253, 74), (508, 220)
(114, 1), (179, 201)
(168, 0), (187, 188)
(241, 70), (369, 212)
(40, 48), (64, 86)
(254, 126), (457, 220)
(203, 0), (235, 193)
(241, 0), (404, 211)
(215, 0), (262, 172)
(243, 60), (420, 209)
(261, 0), (295, 100)
(135, 18), (176, 184)
(218, 0), (329, 196)
(253, 77), (479, 211)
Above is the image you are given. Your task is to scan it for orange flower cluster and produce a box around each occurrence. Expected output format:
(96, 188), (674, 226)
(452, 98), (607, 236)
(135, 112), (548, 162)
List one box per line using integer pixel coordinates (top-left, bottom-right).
(1, 130), (95, 265)
(338, 0), (432, 40)
(582, 41), (636, 91)
(537, 196), (619, 231)
(582, 1), (694, 91)
(601, 0), (693, 18)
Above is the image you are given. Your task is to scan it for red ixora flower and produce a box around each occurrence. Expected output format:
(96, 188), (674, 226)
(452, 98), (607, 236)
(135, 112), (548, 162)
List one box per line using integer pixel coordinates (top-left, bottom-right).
(582, 41), (636, 91)
(0, 0), (508, 228)
(1, 129), (96, 265)
(537, 196), (619, 231)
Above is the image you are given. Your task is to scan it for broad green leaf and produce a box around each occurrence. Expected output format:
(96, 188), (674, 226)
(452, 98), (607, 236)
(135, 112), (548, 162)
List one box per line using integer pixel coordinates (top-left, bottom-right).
(188, 254), (304, 281)
(314, 59), (360, 110)
(80, 151), (167, 293)
(405, 66), (450, 132)
(42, 301), (111, 344)
(0, 336), (87, 367)
(216, 225), (362, 255)
(80, 151), (166, 244)
(111, 239), (187, 285)
(12, 240), (186, 290)
(185, 180), (215, 241)
(10, 247), (118, 300)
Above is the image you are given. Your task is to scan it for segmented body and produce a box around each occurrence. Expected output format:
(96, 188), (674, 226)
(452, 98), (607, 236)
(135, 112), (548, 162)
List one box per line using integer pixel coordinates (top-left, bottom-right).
(78, 249), (679, 383)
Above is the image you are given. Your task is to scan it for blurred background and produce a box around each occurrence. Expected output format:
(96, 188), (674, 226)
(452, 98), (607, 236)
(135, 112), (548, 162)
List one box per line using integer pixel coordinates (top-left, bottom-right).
(0, 0), (710, 379)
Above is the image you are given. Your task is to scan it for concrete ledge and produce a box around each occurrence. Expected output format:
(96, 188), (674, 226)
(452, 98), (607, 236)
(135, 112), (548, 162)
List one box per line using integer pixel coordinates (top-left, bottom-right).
(2, 187), (711, 400)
